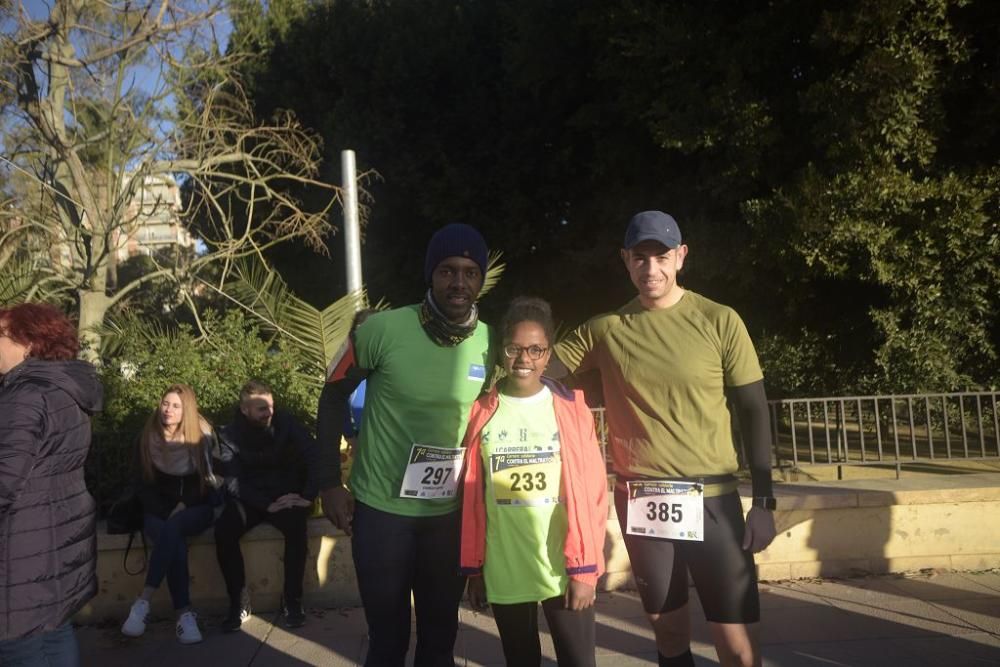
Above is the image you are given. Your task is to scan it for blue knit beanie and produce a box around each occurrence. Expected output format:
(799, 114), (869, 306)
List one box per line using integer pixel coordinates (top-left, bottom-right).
(424, 223), (489, 283)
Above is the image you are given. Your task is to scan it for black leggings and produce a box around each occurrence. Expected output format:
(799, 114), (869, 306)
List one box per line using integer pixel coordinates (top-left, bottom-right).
(614, 488), (760, 623)
(214, 500), (308, 603)
(491, 595), (596, 667)
(351, 501), (466, 667)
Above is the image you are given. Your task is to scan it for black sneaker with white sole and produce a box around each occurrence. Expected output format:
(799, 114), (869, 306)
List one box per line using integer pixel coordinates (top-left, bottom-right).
(283, 598), (306, 628)
(221, 589), (252, 633)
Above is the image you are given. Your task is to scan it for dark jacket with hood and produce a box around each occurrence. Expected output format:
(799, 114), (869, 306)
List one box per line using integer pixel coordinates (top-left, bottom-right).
(216, 410), (319, 512)
(0, 358), (103, 641)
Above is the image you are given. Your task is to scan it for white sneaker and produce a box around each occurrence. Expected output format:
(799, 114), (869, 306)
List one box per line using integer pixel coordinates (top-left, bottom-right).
(121, 598), (150, 637)
(175, 610), (203, 645)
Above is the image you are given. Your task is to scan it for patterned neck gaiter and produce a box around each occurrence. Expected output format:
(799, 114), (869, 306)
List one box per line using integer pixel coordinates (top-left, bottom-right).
(419, 289), (479, 347)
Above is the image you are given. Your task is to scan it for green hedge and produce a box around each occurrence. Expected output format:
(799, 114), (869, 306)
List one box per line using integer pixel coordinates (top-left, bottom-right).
(88, 310), (323, 513)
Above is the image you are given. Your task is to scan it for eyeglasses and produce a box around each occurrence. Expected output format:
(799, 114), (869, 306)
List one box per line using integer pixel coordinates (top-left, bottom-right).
(503, 344), (549, 360)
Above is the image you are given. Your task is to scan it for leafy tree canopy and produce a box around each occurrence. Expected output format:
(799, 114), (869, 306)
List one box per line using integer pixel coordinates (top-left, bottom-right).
(235, 0), (999, 395)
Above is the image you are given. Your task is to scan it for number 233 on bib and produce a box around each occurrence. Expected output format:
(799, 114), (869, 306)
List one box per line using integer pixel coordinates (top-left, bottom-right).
(491, 450), (560, 507)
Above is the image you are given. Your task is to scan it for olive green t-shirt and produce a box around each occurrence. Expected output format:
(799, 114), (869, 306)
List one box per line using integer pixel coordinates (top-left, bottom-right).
(555, 291), (762, 492)
(350, 305), (493, 517)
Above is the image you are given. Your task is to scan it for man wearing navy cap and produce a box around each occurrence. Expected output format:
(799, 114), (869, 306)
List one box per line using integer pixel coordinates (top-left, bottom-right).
(317, 223), (494, 666)
(552, 211), (776, 667)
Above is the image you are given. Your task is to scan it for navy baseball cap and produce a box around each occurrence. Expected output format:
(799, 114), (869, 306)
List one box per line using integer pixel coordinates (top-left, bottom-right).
(623, 211), (683, 249)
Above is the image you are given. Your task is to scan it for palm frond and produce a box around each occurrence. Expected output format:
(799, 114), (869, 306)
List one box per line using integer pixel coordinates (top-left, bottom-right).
(0, 257), (65, 307)
(0, 265), (36, 307)
(222, 258), (366, 374)
(479, 250), (505, 298)
(98, 310), (180, 357)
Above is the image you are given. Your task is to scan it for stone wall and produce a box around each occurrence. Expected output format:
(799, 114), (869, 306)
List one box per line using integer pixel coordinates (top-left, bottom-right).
(78, 477), (1000, 622)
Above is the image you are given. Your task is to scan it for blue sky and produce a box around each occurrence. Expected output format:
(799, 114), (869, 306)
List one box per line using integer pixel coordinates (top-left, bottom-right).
(19, 0), (234, 73)
(16, 0), (234, 134)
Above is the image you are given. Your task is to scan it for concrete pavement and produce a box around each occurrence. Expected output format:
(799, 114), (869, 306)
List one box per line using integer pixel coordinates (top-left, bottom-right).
(78, 570), (1000, 666)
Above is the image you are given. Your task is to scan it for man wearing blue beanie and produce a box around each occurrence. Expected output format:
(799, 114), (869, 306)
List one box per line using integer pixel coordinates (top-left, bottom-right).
(317, 223), (494, 666)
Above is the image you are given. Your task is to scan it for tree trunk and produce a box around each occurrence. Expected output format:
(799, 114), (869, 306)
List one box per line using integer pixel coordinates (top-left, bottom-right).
(78, 289), (112, 363)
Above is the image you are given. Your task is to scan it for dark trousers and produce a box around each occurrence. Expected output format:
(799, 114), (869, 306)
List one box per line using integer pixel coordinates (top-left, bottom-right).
(351, 501), (466, 667)
(0, 622), (79, 667)
(143, 505), (214, 609)
(492, 596), (596, 667)
(214, 500), (308, 604)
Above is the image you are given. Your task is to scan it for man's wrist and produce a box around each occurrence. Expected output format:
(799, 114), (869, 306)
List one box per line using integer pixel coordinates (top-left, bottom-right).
(752, 496), (777, 511)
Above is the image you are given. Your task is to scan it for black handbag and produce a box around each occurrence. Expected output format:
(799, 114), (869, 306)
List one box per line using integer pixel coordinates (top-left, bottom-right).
(106, 488), (147, 575)
(107, 488), (143, 534)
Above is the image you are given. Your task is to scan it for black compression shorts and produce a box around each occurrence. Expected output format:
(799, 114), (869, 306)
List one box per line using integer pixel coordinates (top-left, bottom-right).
(614, 485), (760, 624)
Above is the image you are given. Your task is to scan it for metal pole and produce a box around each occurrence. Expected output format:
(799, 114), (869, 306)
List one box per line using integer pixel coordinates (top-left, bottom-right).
(341, 150), (362, 298)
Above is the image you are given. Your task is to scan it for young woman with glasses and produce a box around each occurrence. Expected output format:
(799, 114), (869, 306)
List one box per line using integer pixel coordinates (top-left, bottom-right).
(459, 297), (608, 666)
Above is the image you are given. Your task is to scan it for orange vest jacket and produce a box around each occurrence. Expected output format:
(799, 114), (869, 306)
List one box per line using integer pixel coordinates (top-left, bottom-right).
(459, 379), (608, 588)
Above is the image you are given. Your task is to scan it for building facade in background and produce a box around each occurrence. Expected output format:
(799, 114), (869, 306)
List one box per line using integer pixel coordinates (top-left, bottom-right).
(113, 174), (195, 261)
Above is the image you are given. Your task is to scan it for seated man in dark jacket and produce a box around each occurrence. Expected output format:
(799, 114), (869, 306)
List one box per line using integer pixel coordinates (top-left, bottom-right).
(214, 380), (319, 631)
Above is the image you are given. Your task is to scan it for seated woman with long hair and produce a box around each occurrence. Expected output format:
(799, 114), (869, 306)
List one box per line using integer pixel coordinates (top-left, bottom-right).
(121, 383), (218, 645)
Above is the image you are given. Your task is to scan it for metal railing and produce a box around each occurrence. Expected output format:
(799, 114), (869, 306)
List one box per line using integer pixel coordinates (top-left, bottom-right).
(91, 392), (998, 511)
(767, 391), (1000, 476)
(592, 391), (1000, 478)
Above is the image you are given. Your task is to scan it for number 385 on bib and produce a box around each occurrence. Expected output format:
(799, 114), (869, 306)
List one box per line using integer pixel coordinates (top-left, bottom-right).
(625, 480), (704, 541)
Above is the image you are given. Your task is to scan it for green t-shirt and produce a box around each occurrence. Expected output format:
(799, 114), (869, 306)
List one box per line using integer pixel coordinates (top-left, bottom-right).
(480, 387), (568, 604)
(555, 291), (762, 491)
(350, 305), (492, 517)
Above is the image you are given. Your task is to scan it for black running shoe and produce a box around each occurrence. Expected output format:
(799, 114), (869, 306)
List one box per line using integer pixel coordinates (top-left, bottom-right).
(283, 598), (306, 629)
(221, 589), (252, 633)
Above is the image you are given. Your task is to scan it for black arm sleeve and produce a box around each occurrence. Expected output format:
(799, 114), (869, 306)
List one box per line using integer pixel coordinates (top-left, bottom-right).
(316, 376), (363, 490)
(727, 380), (774, 499)
(292, 419), (321, 500)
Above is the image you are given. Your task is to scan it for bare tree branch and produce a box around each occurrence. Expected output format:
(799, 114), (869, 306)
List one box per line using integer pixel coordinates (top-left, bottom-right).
(0, 0), (345, 355)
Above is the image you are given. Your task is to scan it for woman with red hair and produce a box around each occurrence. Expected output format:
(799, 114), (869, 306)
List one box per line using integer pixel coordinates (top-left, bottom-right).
(0, 303), (103, 666)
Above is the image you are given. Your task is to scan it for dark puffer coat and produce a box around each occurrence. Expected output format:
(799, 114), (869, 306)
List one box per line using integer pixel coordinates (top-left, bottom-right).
(0, 358), (103, 641)
(216, 410), (318, 511)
